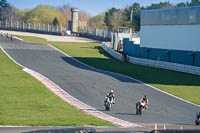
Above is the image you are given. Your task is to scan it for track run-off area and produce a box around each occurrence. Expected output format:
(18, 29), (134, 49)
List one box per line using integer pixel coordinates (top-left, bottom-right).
(0, 32), (200, 130)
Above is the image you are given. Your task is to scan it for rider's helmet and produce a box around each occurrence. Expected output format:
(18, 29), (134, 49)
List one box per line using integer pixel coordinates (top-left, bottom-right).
(110, 90), (114, 94)
(143, 95), (147, 100)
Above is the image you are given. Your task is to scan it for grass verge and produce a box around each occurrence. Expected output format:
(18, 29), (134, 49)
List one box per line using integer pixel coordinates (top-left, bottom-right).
(15, 35), (48, 44)
(15, 35), (200, 105)
(0, 48), (113, 126)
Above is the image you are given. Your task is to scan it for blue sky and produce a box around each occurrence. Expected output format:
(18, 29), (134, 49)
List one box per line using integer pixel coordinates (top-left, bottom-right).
(7, 0), (190, 16)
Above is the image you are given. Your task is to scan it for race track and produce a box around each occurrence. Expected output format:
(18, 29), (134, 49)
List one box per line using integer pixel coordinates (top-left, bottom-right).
(1, 37), (200, 125)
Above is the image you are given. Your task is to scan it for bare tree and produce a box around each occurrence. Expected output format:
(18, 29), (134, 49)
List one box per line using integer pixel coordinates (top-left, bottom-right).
(90, 13), (107, 29)
(3, 6), (18, 22)
(58, 5), (71, 27)
(109, 10), (123, 31)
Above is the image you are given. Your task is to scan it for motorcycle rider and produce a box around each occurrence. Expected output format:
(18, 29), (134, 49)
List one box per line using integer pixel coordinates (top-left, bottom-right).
(197, 112), (200, 119)
(140, 95), (149, 109)
(106, 90), (115, 104)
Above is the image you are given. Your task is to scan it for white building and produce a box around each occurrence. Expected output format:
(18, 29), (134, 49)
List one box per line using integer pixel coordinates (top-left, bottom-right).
(140, 6), (200, 51)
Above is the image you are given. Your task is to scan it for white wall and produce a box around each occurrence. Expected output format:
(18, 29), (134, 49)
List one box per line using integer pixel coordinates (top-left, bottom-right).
(128, 56), (200, 76)
(111, 33), (140, 50)
(102, 42), (124, 61)
(140, 24), (200, 51)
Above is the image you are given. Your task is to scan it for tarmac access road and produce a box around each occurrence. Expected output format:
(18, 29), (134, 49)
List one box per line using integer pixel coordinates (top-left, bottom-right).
(0, 30), (98, 43)
(0, 37), (200, 127)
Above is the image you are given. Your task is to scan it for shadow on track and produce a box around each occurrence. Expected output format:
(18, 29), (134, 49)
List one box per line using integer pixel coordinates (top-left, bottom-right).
(61, 56), (138, 83)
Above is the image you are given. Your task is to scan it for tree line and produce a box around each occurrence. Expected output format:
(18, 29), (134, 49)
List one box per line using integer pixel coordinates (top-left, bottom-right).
(0, 0), (200, 31)
(0, 0), (90, 28)
(91, 0), (200, 32)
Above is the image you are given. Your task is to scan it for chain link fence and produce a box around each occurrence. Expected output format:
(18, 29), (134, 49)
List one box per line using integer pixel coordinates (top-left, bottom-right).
(78, 27), (112, 41)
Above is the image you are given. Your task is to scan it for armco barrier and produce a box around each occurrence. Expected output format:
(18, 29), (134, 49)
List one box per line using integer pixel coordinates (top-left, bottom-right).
(128, 56), (200, 76)
(102, 42), (124, 61)
(102, 42), (200, 76)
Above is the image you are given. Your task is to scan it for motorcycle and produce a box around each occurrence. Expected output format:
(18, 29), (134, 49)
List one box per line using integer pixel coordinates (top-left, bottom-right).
(104, 97), (113, 111)
(136, 101), (146, 115)
(195, 112), (200, 125)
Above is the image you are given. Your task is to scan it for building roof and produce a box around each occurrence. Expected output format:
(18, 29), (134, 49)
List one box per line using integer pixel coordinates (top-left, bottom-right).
(141, 6), (200, 26)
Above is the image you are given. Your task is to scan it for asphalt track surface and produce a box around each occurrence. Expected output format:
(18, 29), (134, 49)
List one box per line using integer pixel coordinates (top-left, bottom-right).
(1, 37), (200, 125)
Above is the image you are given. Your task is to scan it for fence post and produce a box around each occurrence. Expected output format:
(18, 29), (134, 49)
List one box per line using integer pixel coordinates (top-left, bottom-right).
(16, 21), (18, 29)
(47, 24), (49, 32)
(33, 23), (35, 30)
(38, 23), (40, 30)
(50, 25), (52, 32)
(10, 20), (12, 28)
(43, 24), (45, 31)
(95, 28), (97, 36)
(22, 22), (24, 29)
(28, 23), (30, 30)
(5, 20), (7, 28)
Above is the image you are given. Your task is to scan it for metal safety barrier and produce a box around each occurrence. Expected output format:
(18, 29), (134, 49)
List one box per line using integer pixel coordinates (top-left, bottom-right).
(102, 42), (200, 76)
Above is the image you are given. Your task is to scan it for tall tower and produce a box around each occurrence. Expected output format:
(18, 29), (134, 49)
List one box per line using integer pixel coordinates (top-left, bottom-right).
(71, 8), (79, 33)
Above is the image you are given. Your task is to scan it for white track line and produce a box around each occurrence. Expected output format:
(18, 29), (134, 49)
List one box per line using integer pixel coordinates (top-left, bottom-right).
(0, 47), (24, 68)
(13, 36), (23, 41)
